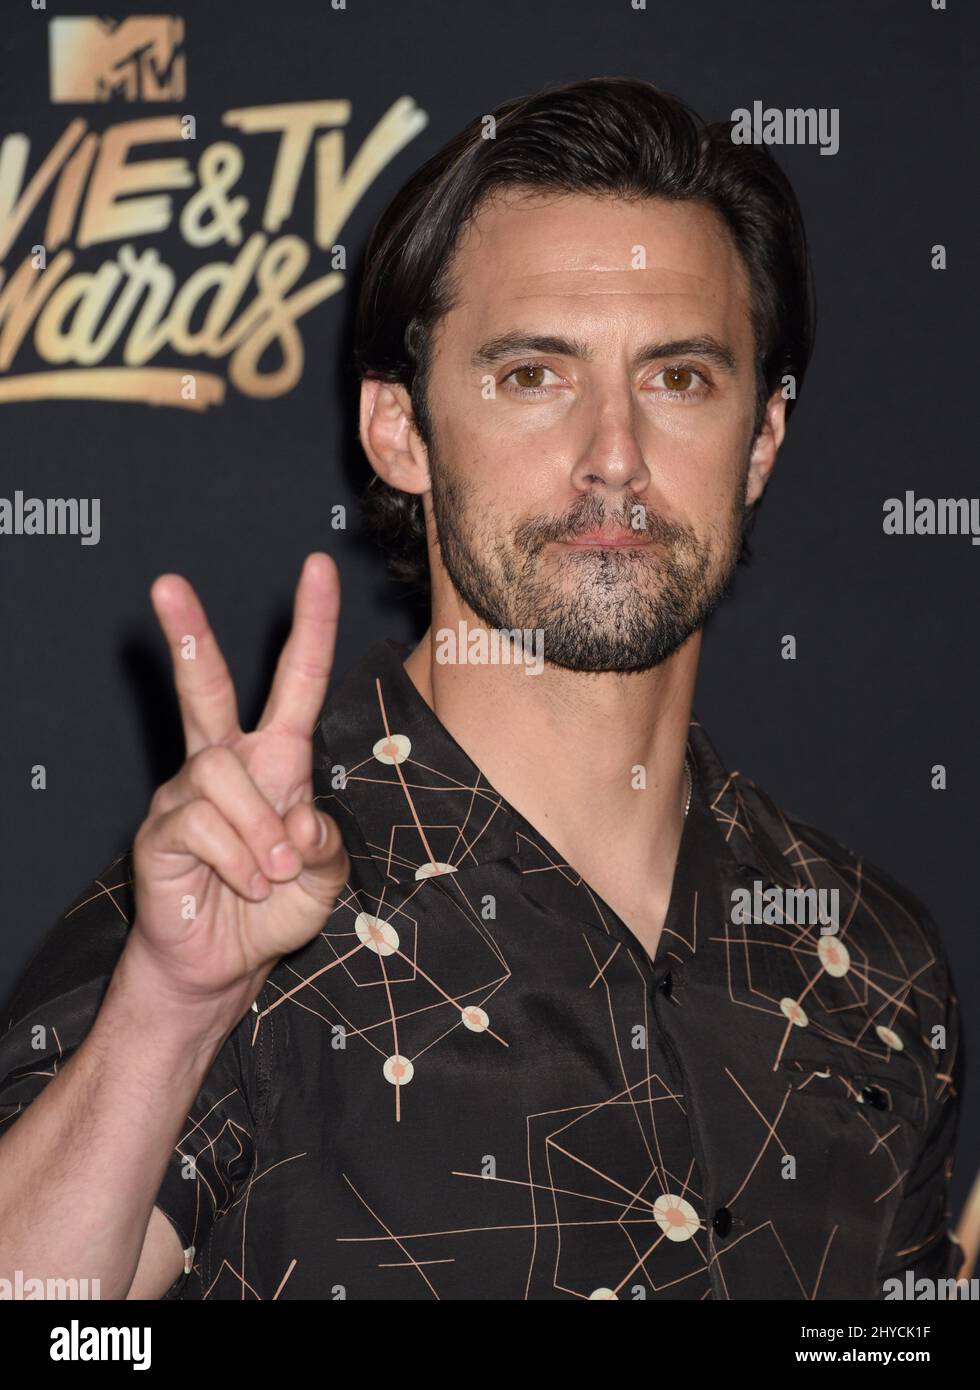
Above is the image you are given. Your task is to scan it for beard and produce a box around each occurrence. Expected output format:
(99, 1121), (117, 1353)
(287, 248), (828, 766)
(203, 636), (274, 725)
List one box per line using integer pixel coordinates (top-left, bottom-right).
(426, 440), (750, 675)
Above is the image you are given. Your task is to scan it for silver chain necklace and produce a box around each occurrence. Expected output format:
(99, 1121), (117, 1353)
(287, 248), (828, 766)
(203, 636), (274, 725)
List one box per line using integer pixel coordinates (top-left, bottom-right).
(682, 754), (693, 819)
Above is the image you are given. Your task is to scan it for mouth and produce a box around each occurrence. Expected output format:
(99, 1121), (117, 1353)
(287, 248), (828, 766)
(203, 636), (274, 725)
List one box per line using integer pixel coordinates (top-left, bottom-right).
(553, 527), (652, 549)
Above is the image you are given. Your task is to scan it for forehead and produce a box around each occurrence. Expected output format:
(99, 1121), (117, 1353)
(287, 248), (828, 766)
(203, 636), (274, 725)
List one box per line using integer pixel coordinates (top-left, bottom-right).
(442, 189), (753, 341)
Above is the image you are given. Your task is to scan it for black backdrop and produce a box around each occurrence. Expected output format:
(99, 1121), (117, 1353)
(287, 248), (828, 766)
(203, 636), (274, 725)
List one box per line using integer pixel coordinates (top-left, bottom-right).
(1, 0), (975, 1217)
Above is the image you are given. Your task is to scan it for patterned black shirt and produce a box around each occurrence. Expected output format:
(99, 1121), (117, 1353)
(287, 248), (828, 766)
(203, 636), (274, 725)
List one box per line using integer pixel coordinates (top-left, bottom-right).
(0, 638), (965, 1299)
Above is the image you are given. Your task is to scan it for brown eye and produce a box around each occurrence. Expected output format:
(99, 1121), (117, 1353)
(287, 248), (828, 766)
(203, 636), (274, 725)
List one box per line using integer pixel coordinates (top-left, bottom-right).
(663, 366), (694, 391)
(512, 365), (547, 390)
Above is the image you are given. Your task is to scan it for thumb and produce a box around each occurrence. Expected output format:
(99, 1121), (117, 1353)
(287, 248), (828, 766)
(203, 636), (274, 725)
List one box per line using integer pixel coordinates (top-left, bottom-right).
(283, 802), (350, 907)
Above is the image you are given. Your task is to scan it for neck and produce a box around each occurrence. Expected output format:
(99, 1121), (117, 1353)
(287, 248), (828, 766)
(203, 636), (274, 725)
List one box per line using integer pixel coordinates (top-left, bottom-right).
(401, 613), (699, 899)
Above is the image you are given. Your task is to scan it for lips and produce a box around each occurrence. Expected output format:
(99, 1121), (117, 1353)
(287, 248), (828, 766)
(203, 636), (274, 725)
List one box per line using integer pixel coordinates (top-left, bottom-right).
(559, 527), (651, 547)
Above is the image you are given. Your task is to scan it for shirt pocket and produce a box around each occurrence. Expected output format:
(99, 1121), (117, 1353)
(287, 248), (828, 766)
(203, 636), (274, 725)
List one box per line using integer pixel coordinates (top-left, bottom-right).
(778, 1054), (928, 1133)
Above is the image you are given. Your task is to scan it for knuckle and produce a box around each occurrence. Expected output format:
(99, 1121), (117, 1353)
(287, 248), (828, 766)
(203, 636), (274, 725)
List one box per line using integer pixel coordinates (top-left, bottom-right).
(254, 809), (287, 847)
(287, 657), (327, 684)
(188, 743), (236, 787)
(147, 780), (174, 819)
(180, 796), (218, 841)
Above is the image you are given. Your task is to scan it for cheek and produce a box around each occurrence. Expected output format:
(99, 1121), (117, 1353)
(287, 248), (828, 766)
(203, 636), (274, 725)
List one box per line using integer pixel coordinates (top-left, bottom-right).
(641, 397), (747, 455)
(441, 415), (560, 508)
(641, 419), (746, 519)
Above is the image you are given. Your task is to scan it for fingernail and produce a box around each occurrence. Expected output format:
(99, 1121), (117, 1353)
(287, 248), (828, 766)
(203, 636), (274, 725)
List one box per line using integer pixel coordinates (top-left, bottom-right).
(268, 841), (300, 875)
(250, 871), (270, 898)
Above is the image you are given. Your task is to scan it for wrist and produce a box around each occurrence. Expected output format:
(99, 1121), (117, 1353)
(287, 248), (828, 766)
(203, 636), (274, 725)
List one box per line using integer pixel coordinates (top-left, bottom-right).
(109, 934), (253, 1056)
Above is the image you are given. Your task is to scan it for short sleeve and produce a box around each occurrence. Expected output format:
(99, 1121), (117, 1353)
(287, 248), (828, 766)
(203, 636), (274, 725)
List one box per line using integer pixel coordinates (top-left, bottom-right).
(0, 847), (264, 1300)
(873, 940), (967, 1295)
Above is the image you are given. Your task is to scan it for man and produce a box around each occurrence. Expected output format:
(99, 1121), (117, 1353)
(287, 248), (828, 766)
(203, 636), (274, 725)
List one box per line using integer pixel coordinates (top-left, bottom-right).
(0, 77), (965, 1301)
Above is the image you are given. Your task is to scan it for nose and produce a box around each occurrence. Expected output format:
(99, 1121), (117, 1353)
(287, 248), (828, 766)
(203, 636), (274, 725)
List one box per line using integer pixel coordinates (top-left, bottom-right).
(569, 393), (651, 497)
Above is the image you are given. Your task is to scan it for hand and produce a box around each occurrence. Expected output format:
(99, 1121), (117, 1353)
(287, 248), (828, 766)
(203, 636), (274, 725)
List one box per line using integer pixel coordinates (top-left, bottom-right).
(126, 552), (349, 1017)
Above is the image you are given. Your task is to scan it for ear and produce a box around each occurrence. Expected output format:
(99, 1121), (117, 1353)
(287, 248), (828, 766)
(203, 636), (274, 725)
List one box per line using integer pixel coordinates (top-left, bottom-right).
(745, 386), (788, 507)
(359, 379), (431, 495)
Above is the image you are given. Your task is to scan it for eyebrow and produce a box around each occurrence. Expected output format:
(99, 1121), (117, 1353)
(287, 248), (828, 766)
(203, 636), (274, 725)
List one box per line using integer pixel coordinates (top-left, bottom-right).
(469, 332), (739, 374)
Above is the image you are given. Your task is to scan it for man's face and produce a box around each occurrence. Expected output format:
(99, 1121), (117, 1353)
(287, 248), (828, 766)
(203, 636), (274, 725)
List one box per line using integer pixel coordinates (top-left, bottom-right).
(416, 190), (779, 673)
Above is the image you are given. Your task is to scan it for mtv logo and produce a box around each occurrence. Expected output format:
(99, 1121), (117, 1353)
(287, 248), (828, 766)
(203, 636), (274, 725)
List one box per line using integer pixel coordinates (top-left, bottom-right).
(49, 16), (186, 103)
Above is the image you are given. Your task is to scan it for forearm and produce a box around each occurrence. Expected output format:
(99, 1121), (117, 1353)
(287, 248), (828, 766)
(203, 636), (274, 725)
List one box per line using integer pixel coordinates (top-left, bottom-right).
(0, 939), (241, 1300)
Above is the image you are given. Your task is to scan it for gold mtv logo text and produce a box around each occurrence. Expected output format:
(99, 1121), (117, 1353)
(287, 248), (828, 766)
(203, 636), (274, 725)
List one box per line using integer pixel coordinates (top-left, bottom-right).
(49, 16), (186, 103)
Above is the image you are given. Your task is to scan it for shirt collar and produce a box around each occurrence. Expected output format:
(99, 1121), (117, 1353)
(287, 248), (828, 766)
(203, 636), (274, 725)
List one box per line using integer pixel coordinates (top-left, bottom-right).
(685, 719), (805, 892)
(315, 638), (802, 893)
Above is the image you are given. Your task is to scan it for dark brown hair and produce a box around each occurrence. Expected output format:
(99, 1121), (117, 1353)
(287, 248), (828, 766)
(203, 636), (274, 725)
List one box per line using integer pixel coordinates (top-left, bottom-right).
(353, 76), (816, 594)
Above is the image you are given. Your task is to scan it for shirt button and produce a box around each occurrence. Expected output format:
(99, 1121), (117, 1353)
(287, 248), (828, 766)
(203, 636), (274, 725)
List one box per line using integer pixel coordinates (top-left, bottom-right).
(712, 1206), (733, 1237)
(862, 1084), (889, 1110)
(658, 971), (672, 998)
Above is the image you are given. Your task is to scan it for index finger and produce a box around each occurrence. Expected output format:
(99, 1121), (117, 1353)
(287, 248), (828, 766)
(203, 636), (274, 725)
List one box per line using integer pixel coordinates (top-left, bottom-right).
(256, 552), (340, 738)
(149, 572), (241, 756)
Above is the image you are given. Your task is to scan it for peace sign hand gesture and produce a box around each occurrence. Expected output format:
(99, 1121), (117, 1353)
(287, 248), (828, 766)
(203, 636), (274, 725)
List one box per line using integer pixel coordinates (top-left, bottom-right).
(125, 552), (349, 1026)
